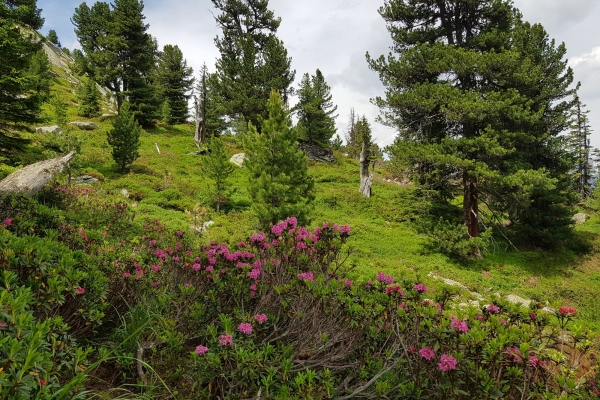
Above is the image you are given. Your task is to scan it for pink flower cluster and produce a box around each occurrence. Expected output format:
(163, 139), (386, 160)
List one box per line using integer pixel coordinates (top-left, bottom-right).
(486, 304), (500, 314)
(195, 345), (208, 355)
(254, 314), (268, 324)
(376, 272), (394, 285)
(419, 347), (435, 360)
(438, 354), (457, 371)
(385, 285), (404, 296)
(219, 334), (233, 346)
(450, 316), (469, 333)
(559, 306), (577, 317)
(238, 322), (253, 335)
(413, 283), (427, 293)
(297, 271), (315, 282)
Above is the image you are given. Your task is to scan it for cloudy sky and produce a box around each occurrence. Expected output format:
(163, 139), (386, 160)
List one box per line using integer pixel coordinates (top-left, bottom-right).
(40, 0), (600, 148)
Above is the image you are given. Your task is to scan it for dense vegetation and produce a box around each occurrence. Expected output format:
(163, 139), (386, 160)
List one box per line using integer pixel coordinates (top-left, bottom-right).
(1, 0), (599, 398)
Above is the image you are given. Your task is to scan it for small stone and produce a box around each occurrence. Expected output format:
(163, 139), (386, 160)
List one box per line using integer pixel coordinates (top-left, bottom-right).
(73, 175), (99, 185)
(505, 294), (532, 308)
(120, 188), (129, 198)
(35, 125), (63, 134)
(572, 213), (590, 224)
(70, 121), (100, 130)
(229, 153), (247, 167)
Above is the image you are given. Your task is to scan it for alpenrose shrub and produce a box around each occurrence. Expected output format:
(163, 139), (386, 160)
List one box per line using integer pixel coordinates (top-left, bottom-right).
(95, 217), (597, 399)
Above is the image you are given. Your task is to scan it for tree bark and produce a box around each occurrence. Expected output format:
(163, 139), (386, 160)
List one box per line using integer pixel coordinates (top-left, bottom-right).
(463, 172), (479, 238)
(359, 142), (375, 197)
(0, 151), (76, 197)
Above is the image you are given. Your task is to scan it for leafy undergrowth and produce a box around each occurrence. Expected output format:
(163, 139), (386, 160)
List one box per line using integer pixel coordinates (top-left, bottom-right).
(0, 192), (598, 398)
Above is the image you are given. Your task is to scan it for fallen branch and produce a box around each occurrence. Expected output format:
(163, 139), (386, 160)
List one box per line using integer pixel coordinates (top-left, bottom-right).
(136, 340), (165, 384)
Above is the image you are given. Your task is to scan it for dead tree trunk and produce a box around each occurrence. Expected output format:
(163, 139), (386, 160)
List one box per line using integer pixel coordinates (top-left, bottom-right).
(193, 94), (205, 144)
(359, 142), (375, 197)
(0, 151), (76, 197)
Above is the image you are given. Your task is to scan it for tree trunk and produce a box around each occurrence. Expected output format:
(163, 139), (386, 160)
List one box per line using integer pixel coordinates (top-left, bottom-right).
(463, 172), (479, 238)
(359, 142), (375, 197)
(0, 151), (76, 197)
(194, 94), (205, 144)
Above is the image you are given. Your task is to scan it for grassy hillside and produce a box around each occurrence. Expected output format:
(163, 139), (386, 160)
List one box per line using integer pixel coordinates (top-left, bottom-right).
(8, 59), (600, 333)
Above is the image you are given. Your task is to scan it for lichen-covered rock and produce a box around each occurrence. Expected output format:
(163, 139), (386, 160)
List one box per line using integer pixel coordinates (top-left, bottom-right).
(229, 153), (247, 167)
(70, 121), (100, 130)
(35, 125), (63, 134)
(572, 213), (590, 224)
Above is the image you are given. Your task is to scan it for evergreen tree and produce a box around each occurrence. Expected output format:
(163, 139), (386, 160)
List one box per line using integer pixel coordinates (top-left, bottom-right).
(27, 50), (52, 99)
(195, 64), (228, 139)
(331, 134), (343, 150)
(155, 44), (194, 125)
(568, 96), (593, 198)
(72, 0), (158, 127)
(368, 1), (576, 247)
(46, 29), (61, 47)
(77, 77), (102, 117)
(294, 69), (338, 144)
(212, 0), (295, 130)
(200, 137), (235, 212)
(0, 0), (46, 161)
(244, 90), (314, 228)
(107, 102), (141, 172)
(50, 96), (68, 128)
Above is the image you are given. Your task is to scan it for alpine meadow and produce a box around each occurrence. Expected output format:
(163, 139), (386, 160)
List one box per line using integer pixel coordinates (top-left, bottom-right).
(2, 0), (600, 398)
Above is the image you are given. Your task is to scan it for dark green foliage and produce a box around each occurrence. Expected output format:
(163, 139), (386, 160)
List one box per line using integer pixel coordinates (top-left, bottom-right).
(0, 0), (46, 161)
(294, 69), (338, 144)
(369, 0), (577, 248)
(200, 137), (235, 212)
(568, 96), (593, 198)
(72, 0), (158, 127)
(347, 114), (374, 159)
(107, 102), (141, 172)
(244, 90), (314, 228)
(50, 96), (68, 127)
(155, 44), (194, 125)
(330, 133), (343, 150)
(46, 29), (60, 47)
(211, 0), (295, 130)
(77, 77), (102, 117)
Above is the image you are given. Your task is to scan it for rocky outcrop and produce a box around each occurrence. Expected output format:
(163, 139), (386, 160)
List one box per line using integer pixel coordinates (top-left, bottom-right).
(70, 121), (100, 131)
(229, 153), (247, 167)
(35, 125), (63, 134)
(297, 142), (335, 163)
(0, 152), (76, 197)
(73, 175), (99, 185)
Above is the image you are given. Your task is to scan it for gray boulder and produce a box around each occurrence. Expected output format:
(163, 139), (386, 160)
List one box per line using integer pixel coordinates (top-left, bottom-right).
(120, 188), (129, 198)
(73, 175), (99, 185)
(70, 121), (100, 130)
(35, 125), (63, 134)
(572, 213), (590, 224)
(297, 142), (335, 163)
(229, 153), (247, 167)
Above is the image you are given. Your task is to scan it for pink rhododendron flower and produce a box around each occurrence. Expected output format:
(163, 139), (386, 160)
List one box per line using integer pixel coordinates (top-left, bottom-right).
(206, 266), (214, 272)
(254, 314), (268, 324)
(498, 318), (507, 326)
(419, 347), (435, 360)
(238, 323), (253, 335)
(413, 283), (427, 293)
(385, 285), (404, 296)
(438, 354), (457, 371)
(376, 272), (394, 285)
(0, 321), (8, 327)
(103, 231), (108, 237)
(505, 347), (522, 363)
(123, 272), (131, 278)
(151, 265), (161, 272)
(297, 271), (314, 282)
(559, 306), (577, 317)
(250, 284), (257, 291)
(486, 304), (500, 314)
(192, 263), (201, 271)
(450, 316), (469, 333)
(344, 279), (353, 287)
(149, 240), (157, 246)
(219, 334), (233, 346)
(249, 268), (261, 280)
(75, 287), (85, 295)
(195, 345), (208, 355)
(529, 354), (540, 367)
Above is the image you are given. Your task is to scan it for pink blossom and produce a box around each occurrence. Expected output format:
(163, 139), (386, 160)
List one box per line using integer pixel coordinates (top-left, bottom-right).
(206, 265), (214, 272)
(250, 284), (257, 291)
(123, 272), (131, 278)
(195, 345), (208, 355)
(0, 321), (7, 327)
(486, 304), (500, 314)
(297, 271), (315, 282)
(438, 354), (457, 371)
(192, 263), (201, 271)
(376, 272), (394, 285)
(208, 257), (216, 265)
(559, 306), (577, 317)
(450, 316), (469, 333)
(529, 354), (540, 367)
(151, 265), (161, 272)
(271, 221), (287, 236)
(172, 256), (180, 262)
(498, 318), (507, 326)
(103, 231), (108, 237)
(413, 283), (427, 293)
(285, 216), (297, 229)
(254, 314), (268, 324)
(151, 281), (159, 287)
(238, 323), (253, 335)
(176, 230), (183, 236)
(344, 279), (353, 287)
(385, 285), (404, 296)
(149, 240), (157, 246)
(419, 347), (435, 360)
(219, 334), (233, 346)
(339, 225), (351, 234)
(505, 347), (522, 363)
(249, 268), (261, 280)
(75, 287), (85, 295)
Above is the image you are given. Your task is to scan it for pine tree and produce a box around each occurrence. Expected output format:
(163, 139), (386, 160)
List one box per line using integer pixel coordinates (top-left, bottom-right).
(0, 0), (46, 161)
(244, 90), (314, 228)
(369, 0), (576, 247)
(200, 137), (235, 212)
(51, 96), (68, 128)
(331, 134), (343, 150)
(155, 44), (194, 125)
(568, 96), (593, 198)
(77, 77), (102, 117)
(107, 102), (141, 172)
(294, 69), (338, 144)
(46, 29), (61, 47)
(212, 0), (295, 130)
(72, 0), (158, 127)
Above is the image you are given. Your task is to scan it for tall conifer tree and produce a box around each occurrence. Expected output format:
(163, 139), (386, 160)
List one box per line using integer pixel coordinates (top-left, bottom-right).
(155, 44), (194, 125)
(295, 69), (338, 144)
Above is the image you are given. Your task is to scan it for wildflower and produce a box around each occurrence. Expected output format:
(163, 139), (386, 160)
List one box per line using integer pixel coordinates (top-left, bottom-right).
(151, 281), (159, 287)
(123, 272), (131, 278)
(413, 283), (427, 293)
(339, 225), (351, 234)
(254, 314), (268, 324)
(505, 347), (522, 363)
(206, 266), (214, 272)
(238, 322), (253, 335)
(559, 307), (577, 317)
(407, 346), (416, 354)
(450, 316), (469, 333)
(529, 354), (540, 367)
(172, 256), (180, 262)
(75, 287), (85, 295)
(498, 318), (507, 326)
(103, 231), (108, 237)
(249, 268), (261, 280)
(176, 230), (183, 236)
(285, 216), (297, 229)
(39, 379), (47, 386)
(376, 272), (394, 285)
(438, 354), (458, 371)
(419, 347), (435, 360)
(593, 389), (599, 395)
(271, 221), (287, 236)
(250, 284), (257, 291)
(192, 263), (201, 271)
(4, 218), (13, 226)
(151, 265), (161, 272)
(529, 312), (537, 320)
(219, 334), (233, 346)
(297, 271), (315, 282)
(208, 257), (216, 265)
(344, 279), (353, 288)
(385, 285), (404, 296)
(486, 304), (500, 314)
(0, 321), (7, 327)
(195, 345), (208, 356)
